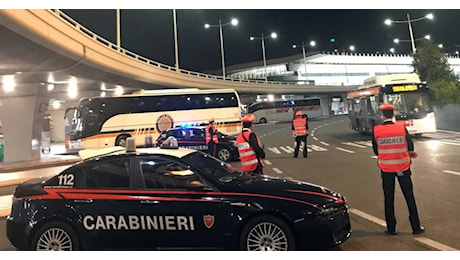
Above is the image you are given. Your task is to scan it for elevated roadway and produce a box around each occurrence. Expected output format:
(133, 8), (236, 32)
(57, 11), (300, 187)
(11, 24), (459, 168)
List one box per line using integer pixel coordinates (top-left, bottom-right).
(0, 9), (355, 163)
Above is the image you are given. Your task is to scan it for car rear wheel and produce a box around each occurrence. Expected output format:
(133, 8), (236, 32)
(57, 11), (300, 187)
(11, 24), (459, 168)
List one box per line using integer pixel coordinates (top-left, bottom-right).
(217, 147), (232, 162)
(31, 221), (79, 251)
(240, 215), (295, 251)
(259, 118), (267, 124)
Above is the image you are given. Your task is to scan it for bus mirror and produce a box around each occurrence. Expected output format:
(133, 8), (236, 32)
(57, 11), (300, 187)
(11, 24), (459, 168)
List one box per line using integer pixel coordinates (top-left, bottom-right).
(126, 137), (136, 152)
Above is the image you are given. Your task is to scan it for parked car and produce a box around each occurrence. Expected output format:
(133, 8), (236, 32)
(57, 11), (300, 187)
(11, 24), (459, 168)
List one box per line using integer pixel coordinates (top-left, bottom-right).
(156, 126), (239, 162)
(7, 139), (351, 251)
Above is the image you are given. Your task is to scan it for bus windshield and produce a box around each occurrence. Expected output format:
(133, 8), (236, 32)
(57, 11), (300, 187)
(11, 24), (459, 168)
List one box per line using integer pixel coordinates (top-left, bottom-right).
(383, 91), (434, 118)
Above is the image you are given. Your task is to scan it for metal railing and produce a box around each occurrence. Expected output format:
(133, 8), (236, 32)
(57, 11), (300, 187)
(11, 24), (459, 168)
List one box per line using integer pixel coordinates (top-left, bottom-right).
(49, 9), (345, 88)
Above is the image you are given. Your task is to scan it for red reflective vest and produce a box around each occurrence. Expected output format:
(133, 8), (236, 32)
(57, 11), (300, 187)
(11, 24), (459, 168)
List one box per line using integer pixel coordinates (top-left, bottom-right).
(205, 124), (219, 144)
(373, 123), (411, 172)
(236, 130), (264, 172)
(293, 117), (308, 136)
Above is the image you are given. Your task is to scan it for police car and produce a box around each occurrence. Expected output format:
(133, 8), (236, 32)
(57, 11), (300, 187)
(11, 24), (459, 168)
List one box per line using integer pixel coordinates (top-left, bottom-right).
(156, 126), (239, 162)
(7, 138), (351, 251)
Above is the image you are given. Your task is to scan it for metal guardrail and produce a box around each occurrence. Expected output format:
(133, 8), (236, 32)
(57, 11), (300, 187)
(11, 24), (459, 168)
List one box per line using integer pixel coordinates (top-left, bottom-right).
(48, 9), (351, 89)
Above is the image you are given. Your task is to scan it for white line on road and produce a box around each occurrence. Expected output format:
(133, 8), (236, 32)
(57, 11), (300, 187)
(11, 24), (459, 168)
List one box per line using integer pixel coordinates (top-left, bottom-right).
(443, 170), (460, 176)
(342, 142), (367, 148)
(267, 147), (281, 154)
(350, 208), (459, 251)
(349, 208), (386, 227)
(313, 136), (319, 141)
(336, 147), (355, 153)
(263, 160), (272, 165)
(414, 237), (459, 251)
(272, 168), (283, 174)
(320, 141), (330, 146)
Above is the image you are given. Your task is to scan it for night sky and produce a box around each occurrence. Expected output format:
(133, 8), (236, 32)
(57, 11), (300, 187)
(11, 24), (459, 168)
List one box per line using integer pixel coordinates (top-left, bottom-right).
(59, 8), (460, 73)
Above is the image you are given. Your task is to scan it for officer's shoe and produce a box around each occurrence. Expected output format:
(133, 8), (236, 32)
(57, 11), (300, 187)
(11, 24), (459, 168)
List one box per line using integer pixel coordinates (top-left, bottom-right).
(384, 230), (397, 236)
(412, 226), (425, 235)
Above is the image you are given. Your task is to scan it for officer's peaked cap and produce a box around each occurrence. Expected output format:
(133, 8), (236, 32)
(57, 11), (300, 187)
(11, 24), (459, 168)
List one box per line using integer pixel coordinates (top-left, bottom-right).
(379, 103), (396, 110)
(241, 113), (256, 123)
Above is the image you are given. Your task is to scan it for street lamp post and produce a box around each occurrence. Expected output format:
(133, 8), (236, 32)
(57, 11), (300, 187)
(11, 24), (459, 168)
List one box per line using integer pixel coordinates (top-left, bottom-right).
(204, 18), (238, 78)
(250, 32), (277, 82)
(384, 13), (433, 54)
(292, 40), (316, 80)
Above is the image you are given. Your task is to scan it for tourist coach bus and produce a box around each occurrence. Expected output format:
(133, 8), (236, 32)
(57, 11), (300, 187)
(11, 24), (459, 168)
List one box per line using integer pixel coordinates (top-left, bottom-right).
(347, 73), (436, 135)
(247, 97), (324, 124)
(64, 88), (242, 150)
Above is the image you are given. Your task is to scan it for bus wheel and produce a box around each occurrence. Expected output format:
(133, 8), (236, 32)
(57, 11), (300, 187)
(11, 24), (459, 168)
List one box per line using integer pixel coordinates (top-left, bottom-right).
(259, 118), (267, 124)
(115, 135), (130, 147)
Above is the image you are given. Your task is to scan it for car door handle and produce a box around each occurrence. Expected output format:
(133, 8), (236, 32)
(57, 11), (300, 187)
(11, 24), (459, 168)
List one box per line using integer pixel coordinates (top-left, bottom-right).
(73, 199), (93, 204)
(140, 200), (160, 205)
(225, 201), (247, 207)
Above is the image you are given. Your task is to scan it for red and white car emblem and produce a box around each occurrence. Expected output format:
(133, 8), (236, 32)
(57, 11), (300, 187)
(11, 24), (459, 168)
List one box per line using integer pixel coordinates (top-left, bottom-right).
(203, 215), (215, 229)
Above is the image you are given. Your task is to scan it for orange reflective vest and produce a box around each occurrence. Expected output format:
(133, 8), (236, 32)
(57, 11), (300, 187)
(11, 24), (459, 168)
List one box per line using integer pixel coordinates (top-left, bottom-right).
(205, 124), (219, 144)
(293, 117), (308, 136)
(236, 130), (264, 172)
(373, 123), (411, 172)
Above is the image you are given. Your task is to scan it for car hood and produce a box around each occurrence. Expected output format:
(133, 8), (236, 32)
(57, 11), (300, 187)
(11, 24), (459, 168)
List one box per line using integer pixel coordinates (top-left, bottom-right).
(223, 174), (346, 205)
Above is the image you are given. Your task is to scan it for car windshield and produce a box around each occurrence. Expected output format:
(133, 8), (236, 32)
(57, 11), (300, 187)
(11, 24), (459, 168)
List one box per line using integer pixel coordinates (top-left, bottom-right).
(183, 152), (241, 183)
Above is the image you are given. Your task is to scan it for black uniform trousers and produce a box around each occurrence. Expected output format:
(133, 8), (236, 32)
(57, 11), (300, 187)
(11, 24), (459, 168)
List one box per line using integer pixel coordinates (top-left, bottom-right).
(381, 169), (421, 233)
(293, 135), (307, 158)
(207, 141), (217, 157)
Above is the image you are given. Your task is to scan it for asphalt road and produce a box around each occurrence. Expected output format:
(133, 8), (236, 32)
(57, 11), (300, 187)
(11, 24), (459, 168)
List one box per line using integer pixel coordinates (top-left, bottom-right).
(1, 115), (460, 251)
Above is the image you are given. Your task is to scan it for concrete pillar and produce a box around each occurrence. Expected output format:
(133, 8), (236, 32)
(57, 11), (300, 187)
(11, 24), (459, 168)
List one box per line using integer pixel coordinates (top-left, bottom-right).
(0, 84), (50, 163)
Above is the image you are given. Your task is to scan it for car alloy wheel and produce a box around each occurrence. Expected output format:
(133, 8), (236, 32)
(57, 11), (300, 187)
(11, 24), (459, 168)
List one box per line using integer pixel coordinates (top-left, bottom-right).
(241, 215), (294, 251)
(217, 147), (231, 162)
(32, 221), (79, 251)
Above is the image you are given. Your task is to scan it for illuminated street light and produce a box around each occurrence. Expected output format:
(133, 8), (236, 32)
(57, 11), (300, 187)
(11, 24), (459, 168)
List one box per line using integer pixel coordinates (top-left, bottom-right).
(292, 40), (316, 79)
(204, 18), (238, 78)
(384, 13), (434, 54)
(389, 48), (395, 53)
(250, 32), (277, 82)
(393, 34), (430, 44)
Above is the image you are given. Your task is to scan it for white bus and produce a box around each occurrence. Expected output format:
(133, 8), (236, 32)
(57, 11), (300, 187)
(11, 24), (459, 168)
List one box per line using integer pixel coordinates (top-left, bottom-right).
(64, 88), (242, 150)
(347, 73), (436, 136)
(247, 97), (324, 124)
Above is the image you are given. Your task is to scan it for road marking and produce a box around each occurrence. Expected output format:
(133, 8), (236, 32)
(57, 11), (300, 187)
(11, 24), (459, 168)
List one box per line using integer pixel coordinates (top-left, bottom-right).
(356, 141), (373, 147)
(371, 155), (378, 159)
(414, 237), (459, 251)
(336, 147), (355, 153)
(320, 141), (330, 146)
(310, 144), (327, 151)
(312, 136), (319, 141)
(263, 160), (272, 165)
(267, 147), (281, 154)
(443, 170), (460, 176)
(342, 142), (367, 148)
(349, 208), (386, 227)
(272, 168), (283, 174)
(281, 146), (294, 153)
(350, 208), (459, 251)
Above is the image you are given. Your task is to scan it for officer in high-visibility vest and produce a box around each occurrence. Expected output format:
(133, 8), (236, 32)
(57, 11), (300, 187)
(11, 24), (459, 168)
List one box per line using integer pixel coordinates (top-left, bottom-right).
(292, 110), (309, 158)
(205, 118), (219, 157)
(236, 114), (265, 175)
(372, 103), (424, 236)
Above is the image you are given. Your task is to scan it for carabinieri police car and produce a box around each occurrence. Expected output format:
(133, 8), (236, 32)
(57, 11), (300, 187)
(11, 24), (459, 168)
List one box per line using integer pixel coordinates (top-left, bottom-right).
(7, 137), (351, 251)
(156, 126), (239, 162)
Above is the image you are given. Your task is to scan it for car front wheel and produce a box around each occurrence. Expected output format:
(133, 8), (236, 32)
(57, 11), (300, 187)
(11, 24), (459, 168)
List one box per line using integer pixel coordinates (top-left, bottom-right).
(240, 215), (295, 251)
(31, 221), (79, 251)
(217, 147), (232, 162)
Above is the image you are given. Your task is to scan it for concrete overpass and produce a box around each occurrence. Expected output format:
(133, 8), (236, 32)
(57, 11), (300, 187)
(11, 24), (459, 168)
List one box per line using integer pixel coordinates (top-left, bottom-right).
(0, 9), (355, 163)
